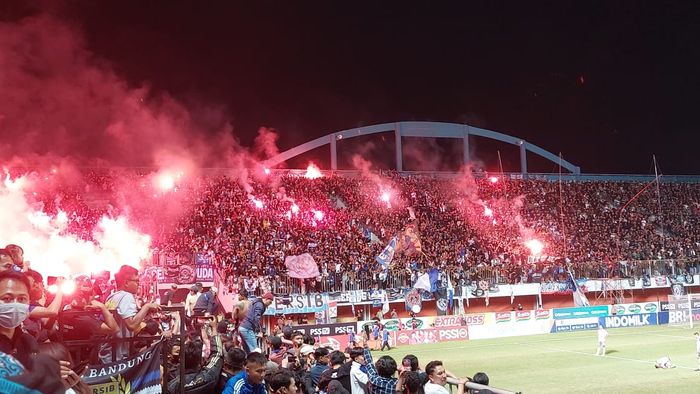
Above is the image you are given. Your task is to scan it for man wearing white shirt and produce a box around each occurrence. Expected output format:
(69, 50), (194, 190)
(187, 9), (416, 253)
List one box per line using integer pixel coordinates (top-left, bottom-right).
(596, 325), (608, 356)
(349, 348), (369, 394)
(423, 361), (464, 394)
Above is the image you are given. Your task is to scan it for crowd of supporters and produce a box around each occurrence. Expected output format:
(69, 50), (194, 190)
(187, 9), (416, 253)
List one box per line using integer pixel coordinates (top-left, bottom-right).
(0, 243), (496, 393)
(152, 172), (700, 292)
(15, 168), (700, 295)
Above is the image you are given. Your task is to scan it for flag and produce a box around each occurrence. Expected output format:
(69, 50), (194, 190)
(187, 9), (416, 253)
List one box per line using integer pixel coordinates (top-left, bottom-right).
(428, 268), (441, 293)
(568, 267), (590, 307)
(447, 276), (455, 312)
(408, 207), (417, 221)
(361, 226), (382, 244)
(381, 291), (390, 315)
(413, 273), (431, 292)
(399, 224), (422, 255)
(510, 288), (515, 305)
(376, 237), (398, 268)
(285, 253), (320, 278)
(462, 286), (470, 308)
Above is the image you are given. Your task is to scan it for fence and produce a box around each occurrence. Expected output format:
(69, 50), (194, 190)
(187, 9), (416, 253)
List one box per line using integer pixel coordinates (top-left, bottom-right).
(57, 305), (187, 394)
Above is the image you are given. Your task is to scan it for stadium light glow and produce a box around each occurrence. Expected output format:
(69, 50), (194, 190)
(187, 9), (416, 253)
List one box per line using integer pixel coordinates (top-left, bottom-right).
(380, 192), (390, 203)
(263, 167), (271, 175)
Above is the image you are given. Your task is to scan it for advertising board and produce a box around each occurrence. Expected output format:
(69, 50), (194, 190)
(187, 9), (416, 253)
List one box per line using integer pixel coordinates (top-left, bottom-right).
(552, 306), (609, 320)
(610, 302), (658, 316)
(599, 313), (657, 328)
(550, 317), (599, 333)
(393, 327), (469, 346)
(468, 311), (553, 339)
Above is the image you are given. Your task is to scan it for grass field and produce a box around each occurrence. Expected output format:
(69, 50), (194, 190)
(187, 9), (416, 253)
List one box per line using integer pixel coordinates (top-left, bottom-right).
(376, 325), (700, 393)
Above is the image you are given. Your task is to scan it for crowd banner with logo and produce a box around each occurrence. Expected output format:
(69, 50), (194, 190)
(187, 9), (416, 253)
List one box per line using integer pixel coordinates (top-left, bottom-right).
(156, 253), (214, 288)
(436, 289), (448, 316)
(83, 340), (163, 394)
(599, 313), (657, 328)
(285, 253), (321, 279)
(194, 253), (214, 282)
(266, 293), (327, 315)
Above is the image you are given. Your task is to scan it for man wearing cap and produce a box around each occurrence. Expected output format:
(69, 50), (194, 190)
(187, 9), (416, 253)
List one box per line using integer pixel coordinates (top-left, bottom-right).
(239, 292), (274, 354)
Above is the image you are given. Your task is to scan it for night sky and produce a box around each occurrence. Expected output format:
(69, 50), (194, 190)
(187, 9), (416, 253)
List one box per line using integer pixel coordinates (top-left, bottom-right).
(3, 1), (700, 174)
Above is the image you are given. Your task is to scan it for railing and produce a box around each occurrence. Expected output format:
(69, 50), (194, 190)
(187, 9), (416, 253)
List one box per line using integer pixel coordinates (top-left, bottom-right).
(213, 259), (700, 297)
(57, 305), (187, 394)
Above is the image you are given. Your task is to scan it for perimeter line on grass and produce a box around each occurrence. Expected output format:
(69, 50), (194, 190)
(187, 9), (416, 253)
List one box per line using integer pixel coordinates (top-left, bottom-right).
(519, 342), (696, 370)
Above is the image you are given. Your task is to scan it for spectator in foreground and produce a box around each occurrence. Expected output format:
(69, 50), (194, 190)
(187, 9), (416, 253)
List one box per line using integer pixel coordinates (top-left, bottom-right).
(0, 270), (38, 367)
(38, 342), (91, 394)
(223, 352), (269, 394)
(167, 318), (224, 393)
(349, 347), (369, 394)
(361, 339), (397, 394)
(218, 347), (247, 392)
(101, 265), (160, 361)
(424, 361), (464, 394)
(266, 368), (298, 394)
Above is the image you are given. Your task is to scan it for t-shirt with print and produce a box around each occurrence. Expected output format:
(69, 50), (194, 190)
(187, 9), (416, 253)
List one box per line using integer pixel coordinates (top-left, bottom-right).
(101, 290), (138, 362)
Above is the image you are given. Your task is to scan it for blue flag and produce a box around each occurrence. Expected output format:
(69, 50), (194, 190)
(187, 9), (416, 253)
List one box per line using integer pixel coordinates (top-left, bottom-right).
(568, 268), (590, 307)
(428, 268), (440, 293)
(376, 237), (398, 268)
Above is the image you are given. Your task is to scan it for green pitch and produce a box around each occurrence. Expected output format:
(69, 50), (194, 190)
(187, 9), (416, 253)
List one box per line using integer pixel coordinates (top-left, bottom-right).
(377, 325), (699, 393)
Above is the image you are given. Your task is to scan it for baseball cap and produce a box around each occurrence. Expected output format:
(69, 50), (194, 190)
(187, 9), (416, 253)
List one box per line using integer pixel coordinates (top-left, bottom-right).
(263, 292), (274, 301)
(300, 344), (315, 356)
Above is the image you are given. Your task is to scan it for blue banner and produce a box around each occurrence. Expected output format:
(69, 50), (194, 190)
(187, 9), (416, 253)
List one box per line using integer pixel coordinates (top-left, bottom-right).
(599, 313), (657, 328)
(552, 306), (609, 320)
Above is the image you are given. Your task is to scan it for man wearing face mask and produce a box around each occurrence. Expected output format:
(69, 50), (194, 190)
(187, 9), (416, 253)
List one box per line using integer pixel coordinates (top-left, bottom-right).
(0, 270), (39, 368)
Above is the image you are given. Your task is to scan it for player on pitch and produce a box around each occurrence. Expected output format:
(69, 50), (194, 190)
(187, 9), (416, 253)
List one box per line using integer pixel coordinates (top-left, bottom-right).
(596, 325), (608, 356)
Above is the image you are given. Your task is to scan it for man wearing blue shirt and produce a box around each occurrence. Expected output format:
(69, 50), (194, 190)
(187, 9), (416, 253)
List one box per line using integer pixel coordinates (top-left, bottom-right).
(223, 352), (268, 394)
(380, 326), (391, 351)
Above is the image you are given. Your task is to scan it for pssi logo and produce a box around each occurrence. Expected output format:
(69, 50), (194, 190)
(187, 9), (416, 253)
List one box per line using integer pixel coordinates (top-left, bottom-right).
(397, 333), (410, 344)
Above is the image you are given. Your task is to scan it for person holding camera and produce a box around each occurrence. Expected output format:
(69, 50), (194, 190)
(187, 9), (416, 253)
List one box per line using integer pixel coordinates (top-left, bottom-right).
(60, 274), (120, 363)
